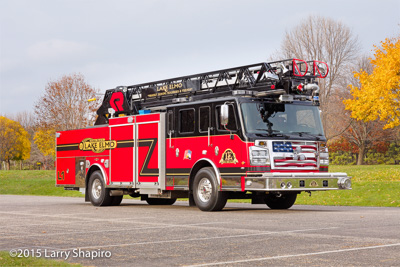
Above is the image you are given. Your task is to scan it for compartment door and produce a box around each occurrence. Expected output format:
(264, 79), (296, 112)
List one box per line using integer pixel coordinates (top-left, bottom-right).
(56, 157), (76, 186)
(137, 122), (160, 184)
(136, 114), (165, 191)
(110, 124), (135, 184)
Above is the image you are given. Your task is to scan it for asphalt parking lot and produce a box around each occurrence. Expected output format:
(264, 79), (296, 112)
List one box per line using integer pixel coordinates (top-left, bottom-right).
(1, 195), (399, 266)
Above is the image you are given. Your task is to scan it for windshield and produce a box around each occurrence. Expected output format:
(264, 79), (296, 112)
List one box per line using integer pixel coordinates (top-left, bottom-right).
(241, 102), (324, 137)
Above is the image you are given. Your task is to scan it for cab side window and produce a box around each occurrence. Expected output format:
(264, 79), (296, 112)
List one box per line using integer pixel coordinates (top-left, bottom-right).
(216, 104), (237, 131)
(179, 108), (195, 133)
(199, 106), (210, 133)
(167, 110), (174, 133)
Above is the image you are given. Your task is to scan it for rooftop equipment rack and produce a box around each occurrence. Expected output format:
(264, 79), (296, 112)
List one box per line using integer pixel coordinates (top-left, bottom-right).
(95, 59), (328, 125)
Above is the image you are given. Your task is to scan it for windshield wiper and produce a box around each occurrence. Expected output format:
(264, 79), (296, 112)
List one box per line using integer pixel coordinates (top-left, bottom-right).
(256, 129), (289, 138)
(290, 131), (321, 140)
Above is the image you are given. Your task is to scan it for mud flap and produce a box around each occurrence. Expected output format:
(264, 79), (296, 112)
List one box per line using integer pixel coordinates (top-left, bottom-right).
(251, 194), (265, 204)
(85, 187), (89, 202)
(189, 193), (196, 206)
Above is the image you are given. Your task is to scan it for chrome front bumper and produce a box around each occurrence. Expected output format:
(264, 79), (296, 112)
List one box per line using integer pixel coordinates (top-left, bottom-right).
(244, 172), (351, 191)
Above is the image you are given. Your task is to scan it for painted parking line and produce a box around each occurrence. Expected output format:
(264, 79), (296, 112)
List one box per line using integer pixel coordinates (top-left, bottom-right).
(1, 222), (229, 239)
(185, 243), (400, 266)
(57, 227), (339, 251)
(0, 213), (95, 228)
(0, 211), (155, 223)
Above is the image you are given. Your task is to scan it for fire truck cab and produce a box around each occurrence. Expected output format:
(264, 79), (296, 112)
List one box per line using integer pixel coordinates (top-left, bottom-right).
(56, 59), (351, 211)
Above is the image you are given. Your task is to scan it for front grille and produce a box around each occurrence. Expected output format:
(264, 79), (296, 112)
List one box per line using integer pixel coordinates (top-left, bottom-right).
(272, 141), (318, 170)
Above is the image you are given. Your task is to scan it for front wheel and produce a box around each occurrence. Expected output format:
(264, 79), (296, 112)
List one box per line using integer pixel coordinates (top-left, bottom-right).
(193, 167), (227, 211)
(264, 193), (297, 209)
(88, 171), (113, 206)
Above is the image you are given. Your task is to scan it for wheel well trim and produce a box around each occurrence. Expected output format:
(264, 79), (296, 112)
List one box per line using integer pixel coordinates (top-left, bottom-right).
(191, 158), (221, 185)
(85, 164), (108, 203)
(87, 163), (108, 185)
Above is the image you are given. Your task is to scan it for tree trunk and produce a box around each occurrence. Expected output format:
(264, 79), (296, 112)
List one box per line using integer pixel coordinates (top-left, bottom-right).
(357, 145), (366, 165)
(6, 160), (11, 170)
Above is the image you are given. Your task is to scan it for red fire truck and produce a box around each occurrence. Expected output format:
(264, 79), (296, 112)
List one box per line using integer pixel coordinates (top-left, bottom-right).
(56, 59), (351, 211)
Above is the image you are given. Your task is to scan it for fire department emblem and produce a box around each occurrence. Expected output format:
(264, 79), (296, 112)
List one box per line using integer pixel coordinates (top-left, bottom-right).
(79, 138), (117, 153)
(183, 150), (192, 160)
(219, 149), (238, 164)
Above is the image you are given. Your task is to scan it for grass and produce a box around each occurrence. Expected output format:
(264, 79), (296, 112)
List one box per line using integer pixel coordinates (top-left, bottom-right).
(0, 170), (82, 197)
(295, 165), (400, 207)
(0, 165), (399, 207)
(0, 251), (82, 267)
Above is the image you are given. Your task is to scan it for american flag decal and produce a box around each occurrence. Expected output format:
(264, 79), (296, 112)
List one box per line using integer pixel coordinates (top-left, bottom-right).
(272, 141), (318, 170)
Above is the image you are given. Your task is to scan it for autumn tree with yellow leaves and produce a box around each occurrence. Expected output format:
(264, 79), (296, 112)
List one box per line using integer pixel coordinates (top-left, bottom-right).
(345, 37), (400, 129)
(0, 116), (31, 170)
(34, 128), (56, 157)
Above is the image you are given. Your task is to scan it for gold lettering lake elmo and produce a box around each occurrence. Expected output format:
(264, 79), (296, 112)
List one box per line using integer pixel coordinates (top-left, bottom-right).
(79, 138), (117, 153)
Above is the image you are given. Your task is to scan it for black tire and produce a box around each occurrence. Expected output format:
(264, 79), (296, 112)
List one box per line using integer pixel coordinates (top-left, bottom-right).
(146, 198), (177, 205)
(110, 195), (123, 206)
(264, 193), (297, 209)
(193, 167), (227, 211)
(129, 192), (140, 198)
(88, 171), (113, 206)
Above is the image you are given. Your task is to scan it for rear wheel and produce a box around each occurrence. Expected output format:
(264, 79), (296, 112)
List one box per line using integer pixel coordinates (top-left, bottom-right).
(146, 198), (177, 205)
(193, 167), (227, 211)
(110, 195), (123, 206)
(88, 171), (113, 206)
(264, 193), (297, 209)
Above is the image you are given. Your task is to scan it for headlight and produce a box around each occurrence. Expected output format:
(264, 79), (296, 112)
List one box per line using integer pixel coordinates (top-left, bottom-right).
(249, 146), (270, 166)
(320, 159), (329, 165)
(319, 142), (329, 167)
(252, 150), (267, 157)
(338, 177), (352, 189)
(319, 142), (328, 153)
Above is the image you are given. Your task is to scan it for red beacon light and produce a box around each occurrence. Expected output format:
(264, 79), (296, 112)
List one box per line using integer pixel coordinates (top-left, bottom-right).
(297, 84), (304, 91)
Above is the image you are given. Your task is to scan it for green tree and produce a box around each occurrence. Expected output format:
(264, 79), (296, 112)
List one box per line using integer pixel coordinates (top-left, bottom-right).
(0, 116), (31, 170)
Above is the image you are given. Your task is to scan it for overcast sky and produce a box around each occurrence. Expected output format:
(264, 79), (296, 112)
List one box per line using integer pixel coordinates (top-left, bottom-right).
(1, 0), (399, 117)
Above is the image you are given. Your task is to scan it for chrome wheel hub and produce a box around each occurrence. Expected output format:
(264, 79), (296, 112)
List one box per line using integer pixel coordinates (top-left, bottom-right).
(198, 177), (212, 202)
(92, 179), (102, 200)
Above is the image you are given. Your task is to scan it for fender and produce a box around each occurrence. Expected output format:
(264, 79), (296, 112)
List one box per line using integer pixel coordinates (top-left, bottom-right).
(87, 163), (108, 186)
(191, 158), (221, 185)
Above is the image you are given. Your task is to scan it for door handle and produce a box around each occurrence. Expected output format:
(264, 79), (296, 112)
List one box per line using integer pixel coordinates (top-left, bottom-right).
(168, 130), (174, 148)
(208, 127), (213, 146)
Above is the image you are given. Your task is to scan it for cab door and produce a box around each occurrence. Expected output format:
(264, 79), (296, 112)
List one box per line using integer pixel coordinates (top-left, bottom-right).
(213, 102), (244, 189)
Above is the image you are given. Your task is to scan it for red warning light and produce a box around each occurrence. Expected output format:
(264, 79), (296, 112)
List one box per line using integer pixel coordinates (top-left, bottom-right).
(297, 84), (303, 91)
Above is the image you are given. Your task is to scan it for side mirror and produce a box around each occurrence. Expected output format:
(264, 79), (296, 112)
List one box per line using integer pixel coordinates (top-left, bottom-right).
(220, 104), (229, 126)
